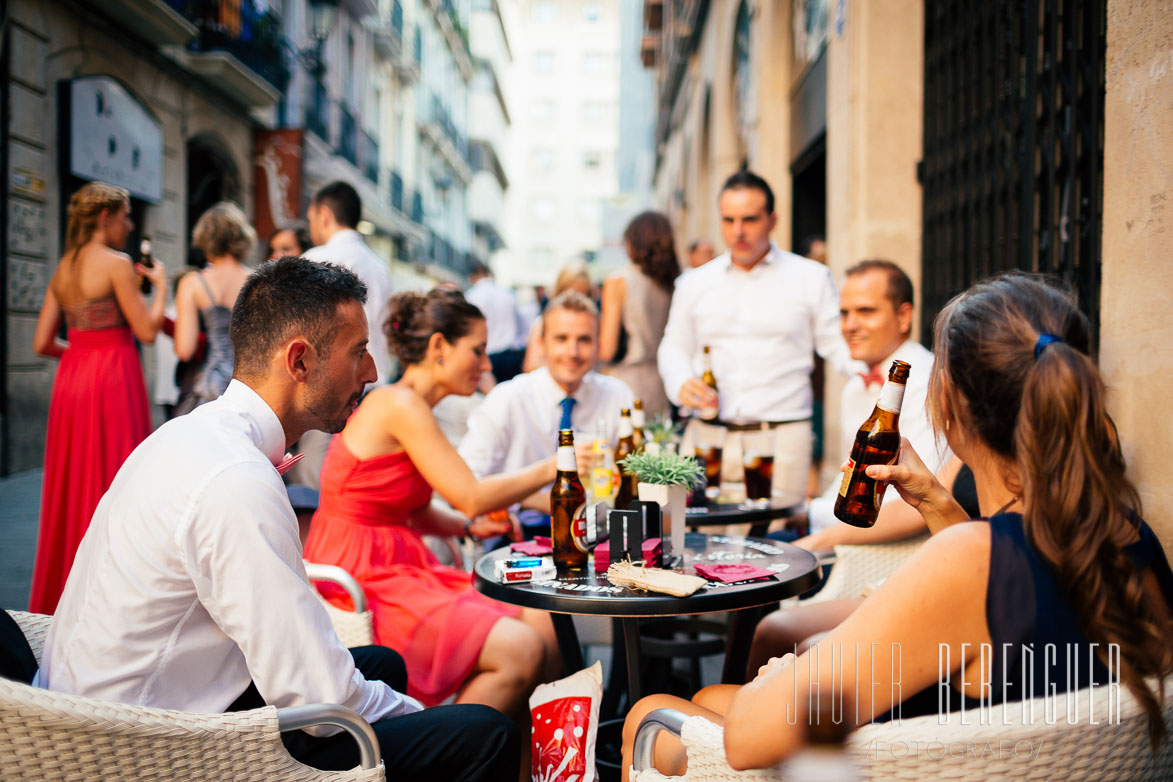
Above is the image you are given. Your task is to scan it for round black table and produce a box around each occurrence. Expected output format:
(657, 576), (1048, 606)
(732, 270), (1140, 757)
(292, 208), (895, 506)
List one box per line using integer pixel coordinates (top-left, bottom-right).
(473, 533), (820, 705)
(684, 500), (804, 536)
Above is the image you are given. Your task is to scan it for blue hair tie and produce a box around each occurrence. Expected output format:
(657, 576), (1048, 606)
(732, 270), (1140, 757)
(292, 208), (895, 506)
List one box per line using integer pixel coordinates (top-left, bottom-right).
(1034, 333), (1063, 359)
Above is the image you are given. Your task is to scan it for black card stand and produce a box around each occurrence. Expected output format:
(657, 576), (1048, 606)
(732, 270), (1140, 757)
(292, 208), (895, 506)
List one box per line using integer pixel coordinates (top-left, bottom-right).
(629, 499), (660, 538)
(607, 509), (643, 563)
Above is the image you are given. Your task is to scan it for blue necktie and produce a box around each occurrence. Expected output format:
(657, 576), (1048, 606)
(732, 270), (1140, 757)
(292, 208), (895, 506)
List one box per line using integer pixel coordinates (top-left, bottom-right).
(559, 397), (576, 431)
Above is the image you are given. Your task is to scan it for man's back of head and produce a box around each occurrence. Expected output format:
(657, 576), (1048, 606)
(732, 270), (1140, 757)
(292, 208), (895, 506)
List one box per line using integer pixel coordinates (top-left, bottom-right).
(230, 256), (368, 384)
(469, 261), (492, 282)
(309, 181), (362, 244)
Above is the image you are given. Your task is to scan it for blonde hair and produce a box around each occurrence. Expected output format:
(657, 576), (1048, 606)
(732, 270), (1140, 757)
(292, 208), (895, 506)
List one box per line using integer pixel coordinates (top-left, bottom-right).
(192, 201), (257, 261)
(65, 182), (130, 257)
(553, 262), (593, 297)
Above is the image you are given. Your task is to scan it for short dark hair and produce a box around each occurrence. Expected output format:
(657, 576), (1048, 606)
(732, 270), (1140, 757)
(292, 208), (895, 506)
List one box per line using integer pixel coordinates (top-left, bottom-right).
(312, 181), (362, 229)
(230, 257), (368, 379)
(469, 260), (491, 278)
(720, 169), (775, 215)
(845, 259), (914, 309)
(268, 221), (313, 256)
(385, 287), (484, 365)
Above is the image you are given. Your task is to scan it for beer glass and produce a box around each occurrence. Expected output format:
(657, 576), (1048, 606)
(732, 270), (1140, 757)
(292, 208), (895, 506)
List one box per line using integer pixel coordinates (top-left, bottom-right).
(692, 422), (726, 499)
(741, 430), (775, 508)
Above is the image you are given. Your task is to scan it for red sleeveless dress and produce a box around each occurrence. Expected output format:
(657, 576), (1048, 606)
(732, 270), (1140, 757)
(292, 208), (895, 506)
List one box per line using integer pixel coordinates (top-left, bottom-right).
(304, 436), (519, 706)
(30, 297), (151, 614)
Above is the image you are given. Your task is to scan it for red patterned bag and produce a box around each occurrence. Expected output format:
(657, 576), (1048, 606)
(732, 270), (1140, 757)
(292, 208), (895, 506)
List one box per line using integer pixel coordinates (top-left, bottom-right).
(529, 661), (603, 782)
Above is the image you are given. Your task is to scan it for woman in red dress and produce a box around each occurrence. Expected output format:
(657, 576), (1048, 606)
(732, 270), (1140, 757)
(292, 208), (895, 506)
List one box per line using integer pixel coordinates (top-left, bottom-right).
(305, 287), (560, 715)
(30, 182), (167, 613)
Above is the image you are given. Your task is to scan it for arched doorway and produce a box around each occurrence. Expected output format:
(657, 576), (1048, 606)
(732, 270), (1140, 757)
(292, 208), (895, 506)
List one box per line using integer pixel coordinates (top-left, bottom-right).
(185, 135), (240, 261)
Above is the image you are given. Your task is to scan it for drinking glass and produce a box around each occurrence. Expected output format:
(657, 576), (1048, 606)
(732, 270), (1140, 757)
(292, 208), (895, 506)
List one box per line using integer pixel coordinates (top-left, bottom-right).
(741, 430), (775, 508)
(692, 422), (727, 499)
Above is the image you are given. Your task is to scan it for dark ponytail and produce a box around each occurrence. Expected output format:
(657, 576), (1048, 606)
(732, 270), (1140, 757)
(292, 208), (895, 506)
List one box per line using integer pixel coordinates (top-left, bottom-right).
(932, 272), (1172, 747)
(385, 286), (483, 366)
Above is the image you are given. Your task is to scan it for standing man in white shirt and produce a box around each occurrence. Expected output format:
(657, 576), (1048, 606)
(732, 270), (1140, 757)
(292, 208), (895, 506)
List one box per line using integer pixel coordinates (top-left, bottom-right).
(801, 259), (952, 544)
(459, 291), (633, 513)
(37, 257), (518, 779)
(292, 181), (396, 490)
(465, 260), (524, 383)
(658, 170), (854, 505)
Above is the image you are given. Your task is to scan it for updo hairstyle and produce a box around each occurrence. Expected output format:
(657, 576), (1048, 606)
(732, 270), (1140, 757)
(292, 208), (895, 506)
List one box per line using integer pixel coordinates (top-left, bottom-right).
(385, 287), (484, 365)
(65, 181), (130, 256)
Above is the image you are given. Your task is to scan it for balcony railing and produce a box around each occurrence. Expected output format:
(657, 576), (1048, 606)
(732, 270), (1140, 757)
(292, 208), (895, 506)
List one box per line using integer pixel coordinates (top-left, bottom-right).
(360, 130), (379, 182)
(428, 92), (469, 163)
(178, 0), (291, 95)
(305, 79), (330, 141)
(411, 191), (424, 223)
(338, 103), (358, 166)
(390, 170), (404, 213)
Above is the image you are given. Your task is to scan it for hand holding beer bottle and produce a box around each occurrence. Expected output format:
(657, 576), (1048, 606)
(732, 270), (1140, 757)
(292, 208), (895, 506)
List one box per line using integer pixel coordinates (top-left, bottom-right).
(833, 360), (909, 527)
(551, 430), (588, 570)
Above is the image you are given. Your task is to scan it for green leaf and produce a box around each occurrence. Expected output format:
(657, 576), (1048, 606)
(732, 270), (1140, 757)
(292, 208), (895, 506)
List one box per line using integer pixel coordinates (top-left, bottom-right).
(618, 450), (703, 486)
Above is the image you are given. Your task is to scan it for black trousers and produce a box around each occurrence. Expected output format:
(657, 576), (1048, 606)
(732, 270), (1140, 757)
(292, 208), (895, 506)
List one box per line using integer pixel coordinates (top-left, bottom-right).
(229, 645), (519, 782)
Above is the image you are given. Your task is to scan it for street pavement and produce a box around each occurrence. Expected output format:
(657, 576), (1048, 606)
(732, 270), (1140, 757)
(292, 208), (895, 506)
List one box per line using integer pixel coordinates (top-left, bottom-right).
(0, 469), (40, 611)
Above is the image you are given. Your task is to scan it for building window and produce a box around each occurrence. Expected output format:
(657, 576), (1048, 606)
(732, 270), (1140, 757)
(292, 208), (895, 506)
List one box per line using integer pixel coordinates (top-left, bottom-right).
(531, 99), (556, 124)
(531, 148), (556, 172)
(581, 52), (606, 76)
(531, 197), (556, 222)
(582, 150), (602, 170)
(534, 50), (556, 74)
(577, 199), (602, 222)
(533, 2), (557, 23)
(580, 101), (608, 126)
(584, 4), (600, 22)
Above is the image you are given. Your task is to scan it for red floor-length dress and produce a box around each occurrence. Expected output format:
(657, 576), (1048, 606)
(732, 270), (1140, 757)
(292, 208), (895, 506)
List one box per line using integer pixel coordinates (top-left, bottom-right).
(304, 436), (519, 706)
(29, 298), (151, 614)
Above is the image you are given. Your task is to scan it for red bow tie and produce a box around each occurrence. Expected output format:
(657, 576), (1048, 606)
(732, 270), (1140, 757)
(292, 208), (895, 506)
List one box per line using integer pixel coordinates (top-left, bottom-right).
(857, 369), (884, 388)
(275, 453), (304, 476)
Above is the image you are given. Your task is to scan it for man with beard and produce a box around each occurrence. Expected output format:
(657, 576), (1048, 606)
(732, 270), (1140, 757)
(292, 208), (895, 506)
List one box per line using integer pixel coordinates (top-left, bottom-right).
(36, 258), (518, 780)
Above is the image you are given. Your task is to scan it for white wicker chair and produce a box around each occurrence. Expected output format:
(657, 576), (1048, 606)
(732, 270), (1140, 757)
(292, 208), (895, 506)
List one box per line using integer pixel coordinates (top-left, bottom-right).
(802, 535), (929, 604)
(304, 562), (376, 648)
(2, 611), (384, 781)
(631, 677), (1173, 781)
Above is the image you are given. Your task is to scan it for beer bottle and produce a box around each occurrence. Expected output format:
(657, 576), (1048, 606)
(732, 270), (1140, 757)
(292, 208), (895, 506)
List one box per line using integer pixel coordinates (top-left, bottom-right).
(834, 360), (909, 528)
(631, 398), (647, 451)
(700, 345), (719, 421)
(614, 408), (638, 509)
(551, 429), (588, 569)
(139, 237), (155, 295)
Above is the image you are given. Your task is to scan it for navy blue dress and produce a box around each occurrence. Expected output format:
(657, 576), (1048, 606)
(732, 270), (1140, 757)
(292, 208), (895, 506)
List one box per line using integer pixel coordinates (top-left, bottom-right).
(881, 511), (1173, 721)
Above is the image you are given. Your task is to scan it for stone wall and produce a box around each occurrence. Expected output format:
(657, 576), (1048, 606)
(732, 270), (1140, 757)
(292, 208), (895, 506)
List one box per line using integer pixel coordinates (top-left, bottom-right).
(4, 0), (254, 472)
(1101, 0), (1173, 547)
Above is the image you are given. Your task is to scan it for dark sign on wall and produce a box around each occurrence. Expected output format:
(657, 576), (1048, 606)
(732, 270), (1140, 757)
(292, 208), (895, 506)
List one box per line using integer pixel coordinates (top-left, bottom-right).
(253, 128), (304, 243)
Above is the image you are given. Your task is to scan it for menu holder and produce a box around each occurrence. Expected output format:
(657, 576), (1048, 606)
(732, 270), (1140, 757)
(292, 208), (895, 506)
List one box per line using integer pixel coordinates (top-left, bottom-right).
(629, 499), (661, 538)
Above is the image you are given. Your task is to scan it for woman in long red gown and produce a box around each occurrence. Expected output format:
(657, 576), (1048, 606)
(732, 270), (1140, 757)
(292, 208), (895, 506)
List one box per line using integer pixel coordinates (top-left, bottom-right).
(305, 288), (560, 714)
(29, 182), (166, 614)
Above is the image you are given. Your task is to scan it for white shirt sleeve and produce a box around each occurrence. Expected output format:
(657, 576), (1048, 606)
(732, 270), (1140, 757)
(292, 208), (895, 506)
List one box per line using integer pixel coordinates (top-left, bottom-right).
(179, 463), (419, 731)
(459, 393), (508, 478)
(657, 279), (698, 407)
(811, 269), (854, 377)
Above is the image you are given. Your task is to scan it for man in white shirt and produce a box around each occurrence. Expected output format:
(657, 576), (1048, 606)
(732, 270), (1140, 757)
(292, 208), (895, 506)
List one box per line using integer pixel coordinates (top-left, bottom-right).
(658, 170), (854, 505)
(460, 291), (633, 513)
(38, 257), (517, 779)
(292, 181), (396, 490)
(465, 261), (524, 383)
(802, 259), (952, 544)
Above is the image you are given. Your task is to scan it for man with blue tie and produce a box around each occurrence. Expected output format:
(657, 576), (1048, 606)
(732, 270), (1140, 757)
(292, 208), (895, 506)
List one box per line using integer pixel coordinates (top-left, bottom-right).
(460, 291), (634, 513)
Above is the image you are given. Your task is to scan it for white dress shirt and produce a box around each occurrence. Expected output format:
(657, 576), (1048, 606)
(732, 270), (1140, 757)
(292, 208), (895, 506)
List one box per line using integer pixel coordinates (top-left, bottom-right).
(658, 243), (856, 422)
(304, 229), (395, 386)
(808, 339), (953, 533)
(465, 277), (520, 355)
(37, 381), (419, 730)
(459, 367), (634, 478)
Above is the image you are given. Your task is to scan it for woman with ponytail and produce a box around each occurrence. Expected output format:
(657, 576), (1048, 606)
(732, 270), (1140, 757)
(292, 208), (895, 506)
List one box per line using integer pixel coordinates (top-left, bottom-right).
(621, 272), (1173, 778)
(305, 287), (560, 722)
(30, 181), (167, 613)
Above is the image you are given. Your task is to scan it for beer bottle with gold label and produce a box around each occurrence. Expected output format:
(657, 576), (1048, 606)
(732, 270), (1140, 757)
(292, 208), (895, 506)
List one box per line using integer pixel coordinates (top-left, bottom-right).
(551, 429), (588, 569)
(139, 237), (154, 295)
(614, 408), (638, 509)
(700, 345), (719, 421)
(631, 399), (647, 450)
(834, 360), (910, 528)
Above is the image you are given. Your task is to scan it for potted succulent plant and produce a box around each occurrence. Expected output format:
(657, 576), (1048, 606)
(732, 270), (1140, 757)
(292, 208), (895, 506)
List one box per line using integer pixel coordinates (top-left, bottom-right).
(618, 450), (704, 561)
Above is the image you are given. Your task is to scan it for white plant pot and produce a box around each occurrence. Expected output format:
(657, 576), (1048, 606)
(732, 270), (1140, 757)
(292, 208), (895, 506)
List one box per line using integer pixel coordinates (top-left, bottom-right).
(637, 481), (687, 562)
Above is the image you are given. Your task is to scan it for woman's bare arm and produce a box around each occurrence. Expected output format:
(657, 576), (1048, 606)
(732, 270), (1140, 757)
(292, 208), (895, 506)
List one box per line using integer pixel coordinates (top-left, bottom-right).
(597, 274), (626, 363)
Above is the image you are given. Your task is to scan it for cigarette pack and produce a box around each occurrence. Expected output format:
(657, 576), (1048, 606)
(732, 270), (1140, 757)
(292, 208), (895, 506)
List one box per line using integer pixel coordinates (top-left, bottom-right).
(494, 559), (557, 584)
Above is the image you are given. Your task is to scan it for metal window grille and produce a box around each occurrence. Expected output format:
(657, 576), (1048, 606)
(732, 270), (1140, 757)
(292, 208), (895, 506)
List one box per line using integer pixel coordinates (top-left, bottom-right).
(920, 0), (1106, 348)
